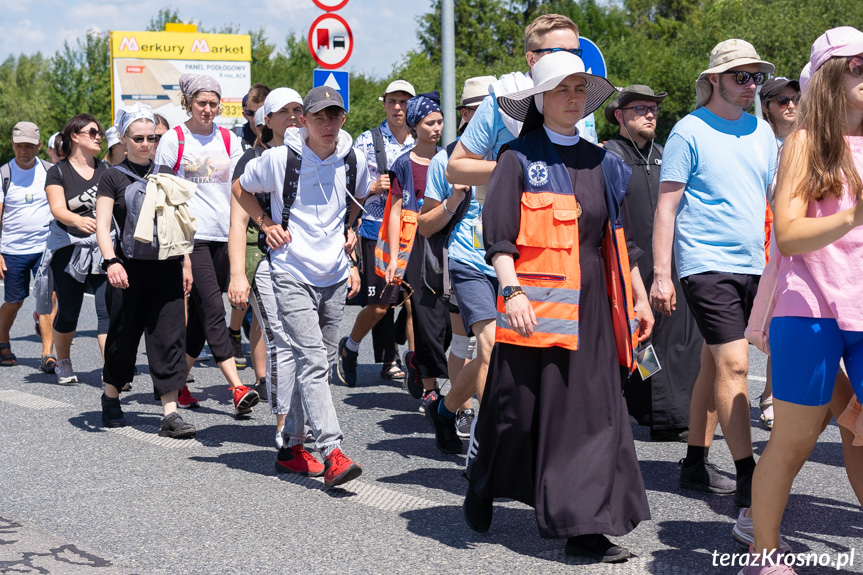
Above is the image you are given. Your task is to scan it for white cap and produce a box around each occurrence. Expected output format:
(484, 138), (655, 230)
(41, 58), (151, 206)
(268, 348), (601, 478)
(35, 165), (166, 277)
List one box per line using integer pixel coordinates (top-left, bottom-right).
(47, 132), (60, 150)
(379, 80), (416, 101)
(263, 87), (303, 117)
(254, 106), (266, 128)
(105, 126), (122, 149)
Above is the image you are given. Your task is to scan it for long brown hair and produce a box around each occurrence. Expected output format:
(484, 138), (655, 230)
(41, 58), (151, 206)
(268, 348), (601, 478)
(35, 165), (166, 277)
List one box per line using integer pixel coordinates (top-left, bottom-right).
(784, 57), (863, 201)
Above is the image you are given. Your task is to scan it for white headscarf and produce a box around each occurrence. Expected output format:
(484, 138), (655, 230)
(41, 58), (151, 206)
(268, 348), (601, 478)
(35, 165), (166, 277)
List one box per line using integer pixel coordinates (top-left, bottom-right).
(115, 103), (156, 136)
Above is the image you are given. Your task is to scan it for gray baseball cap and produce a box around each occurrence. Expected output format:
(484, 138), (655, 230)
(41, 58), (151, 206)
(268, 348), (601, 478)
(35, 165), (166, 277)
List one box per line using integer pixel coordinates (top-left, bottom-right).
(303, 86), (346, 115)
(12, 121), (40, 145)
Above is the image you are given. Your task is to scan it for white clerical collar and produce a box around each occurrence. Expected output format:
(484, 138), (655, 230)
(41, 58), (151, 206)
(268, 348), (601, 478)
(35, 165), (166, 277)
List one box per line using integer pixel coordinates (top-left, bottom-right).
(543, 125), (580, 146)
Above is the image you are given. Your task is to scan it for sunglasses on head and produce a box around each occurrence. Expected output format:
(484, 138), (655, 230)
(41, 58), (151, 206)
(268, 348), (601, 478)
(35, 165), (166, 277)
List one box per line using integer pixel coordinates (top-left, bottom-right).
(772, 94), (800, 109)
(531, 47), (583, 57)
(719, 71), (766, 85)
(621, 105), (661, 117)
(77, 127), (103, 139)
(847, 56), (863, 78)
(128, 135), (158, 144)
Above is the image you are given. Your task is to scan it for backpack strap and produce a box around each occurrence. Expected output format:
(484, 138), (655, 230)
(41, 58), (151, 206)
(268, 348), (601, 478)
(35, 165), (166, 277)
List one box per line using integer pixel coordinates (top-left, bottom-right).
(112, 164), (149, 183)
(173, 125), (232, 175)
(370, 126), (388, 176)
(280, 147), (303, 229)
(344, 148), (358, 231)
(172, 125), (185, 174)
(0, 162), (10, 197)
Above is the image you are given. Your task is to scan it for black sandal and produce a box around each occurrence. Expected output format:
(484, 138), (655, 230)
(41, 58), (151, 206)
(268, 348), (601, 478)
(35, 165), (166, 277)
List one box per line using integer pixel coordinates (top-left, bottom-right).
(40, 354), (57, 373)
(0, 343), (17, 367)
(380, 362), (405, 380)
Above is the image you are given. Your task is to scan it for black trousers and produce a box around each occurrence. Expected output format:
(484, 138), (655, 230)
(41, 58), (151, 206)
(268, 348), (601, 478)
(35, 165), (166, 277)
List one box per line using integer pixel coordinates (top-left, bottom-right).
(186, 241), (233, 362)
(103, 258), (186, 396)
(404, 238), (450, 380)
(50, 245), (109, 334)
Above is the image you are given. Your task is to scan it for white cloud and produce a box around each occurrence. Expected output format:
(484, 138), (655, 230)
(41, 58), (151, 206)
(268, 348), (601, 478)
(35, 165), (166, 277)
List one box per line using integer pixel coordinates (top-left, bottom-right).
(0, 0), (433, 78)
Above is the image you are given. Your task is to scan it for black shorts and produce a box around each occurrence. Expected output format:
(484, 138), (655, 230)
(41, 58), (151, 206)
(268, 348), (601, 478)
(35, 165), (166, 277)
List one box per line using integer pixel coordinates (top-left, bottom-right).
(679, 271), (760, 345)
(360, 236), (400, 305)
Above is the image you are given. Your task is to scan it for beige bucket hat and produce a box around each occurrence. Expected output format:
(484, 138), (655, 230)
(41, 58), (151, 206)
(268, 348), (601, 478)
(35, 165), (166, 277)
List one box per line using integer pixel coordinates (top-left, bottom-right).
(695, 39), (775, 109)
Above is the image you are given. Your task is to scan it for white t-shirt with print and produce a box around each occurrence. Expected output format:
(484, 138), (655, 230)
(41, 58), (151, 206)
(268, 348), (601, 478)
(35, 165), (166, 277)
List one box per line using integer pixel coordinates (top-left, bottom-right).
(154, 124), (243, 242)
(0, 160), (52, 254)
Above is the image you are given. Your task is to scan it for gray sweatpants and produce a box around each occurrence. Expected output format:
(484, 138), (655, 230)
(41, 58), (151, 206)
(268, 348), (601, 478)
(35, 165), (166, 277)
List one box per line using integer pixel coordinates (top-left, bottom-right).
(271, 272), (346, 456)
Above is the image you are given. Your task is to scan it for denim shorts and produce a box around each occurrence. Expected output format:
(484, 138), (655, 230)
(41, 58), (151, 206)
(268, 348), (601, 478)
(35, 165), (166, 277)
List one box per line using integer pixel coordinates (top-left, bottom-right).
(2, 252), (42, 304)
(449, 257), (498, 336)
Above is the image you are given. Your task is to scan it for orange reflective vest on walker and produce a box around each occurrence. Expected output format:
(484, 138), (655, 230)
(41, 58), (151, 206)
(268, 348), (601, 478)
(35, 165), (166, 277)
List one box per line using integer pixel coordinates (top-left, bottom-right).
(374, 150), (426, 282)
(494, 129), (640, 372)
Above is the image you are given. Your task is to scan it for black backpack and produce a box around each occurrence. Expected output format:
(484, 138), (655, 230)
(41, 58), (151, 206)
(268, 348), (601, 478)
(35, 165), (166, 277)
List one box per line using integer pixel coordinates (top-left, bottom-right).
(421, 141), (472, 296)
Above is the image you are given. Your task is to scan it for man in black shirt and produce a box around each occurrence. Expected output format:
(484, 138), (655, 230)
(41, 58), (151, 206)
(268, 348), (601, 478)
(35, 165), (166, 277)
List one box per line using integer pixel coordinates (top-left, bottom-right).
(603, 85), (702, 443)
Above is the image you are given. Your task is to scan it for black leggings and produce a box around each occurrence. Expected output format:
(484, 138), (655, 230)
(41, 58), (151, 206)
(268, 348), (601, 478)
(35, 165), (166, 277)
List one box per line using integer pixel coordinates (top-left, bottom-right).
(186, 241), (233, 363)
(104, 258), (186, 396)
(50, 245), (109, 334)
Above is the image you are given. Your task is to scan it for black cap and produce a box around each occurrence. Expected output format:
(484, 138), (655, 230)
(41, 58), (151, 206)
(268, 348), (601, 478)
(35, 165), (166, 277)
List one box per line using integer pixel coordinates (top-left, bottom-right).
(604, 84), (667, 125)
(760, 77), (800, 101)
(303, 86), (346, 115)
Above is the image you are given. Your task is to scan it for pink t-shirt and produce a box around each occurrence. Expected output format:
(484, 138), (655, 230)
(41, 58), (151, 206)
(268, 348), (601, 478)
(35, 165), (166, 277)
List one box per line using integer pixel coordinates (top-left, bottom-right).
(773, 136), (863, 331)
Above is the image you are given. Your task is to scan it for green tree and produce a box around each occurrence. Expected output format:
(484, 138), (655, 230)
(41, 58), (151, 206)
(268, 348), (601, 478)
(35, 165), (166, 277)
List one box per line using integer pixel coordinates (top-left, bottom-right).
(0, 54), (53, 163)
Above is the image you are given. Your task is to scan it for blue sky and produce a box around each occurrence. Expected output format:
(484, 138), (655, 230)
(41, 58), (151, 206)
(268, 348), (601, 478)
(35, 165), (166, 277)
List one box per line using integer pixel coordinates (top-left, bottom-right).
(0, 0), (435, 79)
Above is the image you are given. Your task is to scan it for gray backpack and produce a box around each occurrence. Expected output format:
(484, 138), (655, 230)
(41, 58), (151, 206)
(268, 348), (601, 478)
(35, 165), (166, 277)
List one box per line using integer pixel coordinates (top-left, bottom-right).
(112, 165), (159, 260)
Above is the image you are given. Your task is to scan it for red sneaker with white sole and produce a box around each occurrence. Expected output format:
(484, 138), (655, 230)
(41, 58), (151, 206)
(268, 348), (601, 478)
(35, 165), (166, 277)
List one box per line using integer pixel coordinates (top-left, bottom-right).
(275, 445), (324, 476)
(177, 385), (199, 409)
(323, 448), (362, 488)
(232, 384), (259, 416)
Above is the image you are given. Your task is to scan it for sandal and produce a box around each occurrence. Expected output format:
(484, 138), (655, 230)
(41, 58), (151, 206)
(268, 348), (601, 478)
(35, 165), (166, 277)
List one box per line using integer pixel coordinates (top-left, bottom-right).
(0, 343), (17, 367)
(759, 395), (774, 430)
(380, 362), (405, 380)
(40, 354), (57, 374)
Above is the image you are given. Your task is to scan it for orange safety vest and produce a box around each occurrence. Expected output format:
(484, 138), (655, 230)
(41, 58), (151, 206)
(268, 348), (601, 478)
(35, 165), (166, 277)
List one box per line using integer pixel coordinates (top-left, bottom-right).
(374, 150), (423, 283)
(494, 130), (639, 371)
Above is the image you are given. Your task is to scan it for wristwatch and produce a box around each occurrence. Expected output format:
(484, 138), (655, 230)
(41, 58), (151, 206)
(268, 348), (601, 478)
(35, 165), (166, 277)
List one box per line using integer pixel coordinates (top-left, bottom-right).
(101, 257), (123, 271)
(502, 285), (525, 302)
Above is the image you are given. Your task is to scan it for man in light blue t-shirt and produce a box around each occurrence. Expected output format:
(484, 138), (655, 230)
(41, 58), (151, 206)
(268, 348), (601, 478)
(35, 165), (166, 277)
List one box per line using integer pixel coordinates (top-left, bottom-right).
(651, 39), (778, 510)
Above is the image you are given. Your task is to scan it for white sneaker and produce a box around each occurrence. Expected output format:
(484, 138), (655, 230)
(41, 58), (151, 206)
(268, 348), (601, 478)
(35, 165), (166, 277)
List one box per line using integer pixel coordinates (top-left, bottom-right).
(55, 358), (78, 385)
(732, 508), (792, 553)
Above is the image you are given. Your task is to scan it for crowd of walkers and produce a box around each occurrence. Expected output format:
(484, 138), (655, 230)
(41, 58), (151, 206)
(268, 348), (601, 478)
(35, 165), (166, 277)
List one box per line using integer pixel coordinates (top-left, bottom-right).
(1, 13), (862, 572)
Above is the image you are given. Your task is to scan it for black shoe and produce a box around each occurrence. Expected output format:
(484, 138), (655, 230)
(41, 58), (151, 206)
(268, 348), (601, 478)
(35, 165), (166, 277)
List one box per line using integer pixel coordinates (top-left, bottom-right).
(158, 412), (196, 439)
(230, 330), (246, 368)
(253, 377), (268, 402)
(679, 458), (735, 494)
(101, 393), (126, 428)
(336, 337), (358, 387)
(425, 397), (463, 454)
(565, 534), (631, 563)
(463, 465), (493, 533)
(403, 350), (423, 399)
(650, 427), (689, 443)
(734, 472), (752, 508)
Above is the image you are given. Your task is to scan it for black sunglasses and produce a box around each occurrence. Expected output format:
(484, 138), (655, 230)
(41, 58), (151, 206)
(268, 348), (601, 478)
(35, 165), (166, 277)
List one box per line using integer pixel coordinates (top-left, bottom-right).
(848, 56), (863, 78)
(243, 109), (255, 117)
(719, 71), (766, 85)
(773, 94), (800, 109)
(77, 127), (103, 139)
(128, 135), (158, 144)
(621, 105), (661, 117)
(530, 47), (583, 57)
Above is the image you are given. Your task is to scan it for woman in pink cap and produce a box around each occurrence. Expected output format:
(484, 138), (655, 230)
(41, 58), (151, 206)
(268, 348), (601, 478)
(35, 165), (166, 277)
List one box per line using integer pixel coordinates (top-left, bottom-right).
(742, 26), (863, 575)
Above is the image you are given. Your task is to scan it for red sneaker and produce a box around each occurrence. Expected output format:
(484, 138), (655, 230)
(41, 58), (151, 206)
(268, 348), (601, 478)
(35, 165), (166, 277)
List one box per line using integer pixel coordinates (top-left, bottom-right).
(177, 385), (199, 409)
(232, 384), (259, 416)
(275, 445), (324, 477)
(323, 448), (362, 488)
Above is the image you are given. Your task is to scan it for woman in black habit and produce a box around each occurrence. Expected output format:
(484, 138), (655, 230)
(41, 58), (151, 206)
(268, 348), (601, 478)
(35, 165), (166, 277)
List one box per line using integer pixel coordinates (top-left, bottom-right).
(463, 51), (654, 563)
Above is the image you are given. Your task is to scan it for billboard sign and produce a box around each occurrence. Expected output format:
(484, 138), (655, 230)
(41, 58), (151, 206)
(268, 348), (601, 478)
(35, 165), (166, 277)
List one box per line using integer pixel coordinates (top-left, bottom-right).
(110, 30), (252, 128)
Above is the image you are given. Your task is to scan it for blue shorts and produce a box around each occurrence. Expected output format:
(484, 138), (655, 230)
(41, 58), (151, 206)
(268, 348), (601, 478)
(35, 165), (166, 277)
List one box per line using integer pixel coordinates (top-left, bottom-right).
(2, 252), (42, 304)
(770, 316), (863, 406)
(449, 257), (498, 336)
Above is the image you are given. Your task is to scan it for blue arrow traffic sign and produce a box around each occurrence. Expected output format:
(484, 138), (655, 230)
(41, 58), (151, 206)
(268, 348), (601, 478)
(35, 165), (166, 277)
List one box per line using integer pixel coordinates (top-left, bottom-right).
(578, 37), (607, 78)
(313, 69), (350, 112)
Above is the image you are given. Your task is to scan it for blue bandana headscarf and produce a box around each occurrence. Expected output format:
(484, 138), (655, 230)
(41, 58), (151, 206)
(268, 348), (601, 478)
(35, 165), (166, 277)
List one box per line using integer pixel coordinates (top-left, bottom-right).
(406, 91), (442, 129)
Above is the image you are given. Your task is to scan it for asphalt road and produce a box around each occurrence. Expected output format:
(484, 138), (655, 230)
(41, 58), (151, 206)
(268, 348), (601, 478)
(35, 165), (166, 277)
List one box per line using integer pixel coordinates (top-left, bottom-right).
(0, 293), (861, 575)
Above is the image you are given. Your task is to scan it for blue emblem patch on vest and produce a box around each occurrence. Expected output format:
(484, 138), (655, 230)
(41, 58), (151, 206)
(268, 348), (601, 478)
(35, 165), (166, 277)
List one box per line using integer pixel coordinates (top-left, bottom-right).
(527, 161), (549, 187)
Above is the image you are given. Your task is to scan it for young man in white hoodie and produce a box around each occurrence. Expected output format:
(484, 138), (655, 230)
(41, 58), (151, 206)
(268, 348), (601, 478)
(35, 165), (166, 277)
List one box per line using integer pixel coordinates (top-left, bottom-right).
(232, 87), (369, 488)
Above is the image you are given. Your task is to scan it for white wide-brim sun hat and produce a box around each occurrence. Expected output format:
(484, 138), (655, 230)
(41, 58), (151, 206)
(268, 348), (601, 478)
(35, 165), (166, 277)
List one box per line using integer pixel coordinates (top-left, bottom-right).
(497, 51), (616, 122)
